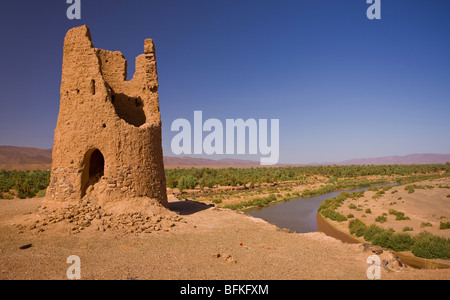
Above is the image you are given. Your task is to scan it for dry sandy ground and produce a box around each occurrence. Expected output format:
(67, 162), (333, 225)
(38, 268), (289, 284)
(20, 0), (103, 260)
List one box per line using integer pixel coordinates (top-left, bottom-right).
(334, 177), (450, 239)
(0, 194), (449, 280)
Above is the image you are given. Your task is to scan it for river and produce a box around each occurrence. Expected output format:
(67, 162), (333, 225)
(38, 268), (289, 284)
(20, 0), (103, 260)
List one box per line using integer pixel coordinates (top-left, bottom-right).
(246, 185), (394, 234)
(246, 183), (450, 269)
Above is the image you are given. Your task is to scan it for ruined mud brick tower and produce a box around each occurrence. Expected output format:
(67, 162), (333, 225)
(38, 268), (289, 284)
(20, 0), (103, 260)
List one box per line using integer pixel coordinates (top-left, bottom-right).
(46, 25), (168, 209)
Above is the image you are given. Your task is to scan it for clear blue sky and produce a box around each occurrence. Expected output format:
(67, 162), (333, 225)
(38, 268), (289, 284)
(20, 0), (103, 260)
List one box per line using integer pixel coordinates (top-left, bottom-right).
(0, 0), (449, 164)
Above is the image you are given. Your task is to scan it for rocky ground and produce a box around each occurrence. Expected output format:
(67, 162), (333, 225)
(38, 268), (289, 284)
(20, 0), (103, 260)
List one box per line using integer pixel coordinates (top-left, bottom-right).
(0, 194), (449, 280)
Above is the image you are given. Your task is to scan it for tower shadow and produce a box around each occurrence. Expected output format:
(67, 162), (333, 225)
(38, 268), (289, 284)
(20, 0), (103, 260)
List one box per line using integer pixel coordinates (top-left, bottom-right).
(168, 199), (214, 216)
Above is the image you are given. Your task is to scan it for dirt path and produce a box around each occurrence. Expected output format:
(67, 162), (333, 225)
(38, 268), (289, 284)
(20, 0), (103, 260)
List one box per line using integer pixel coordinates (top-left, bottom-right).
(0, 195), (449, 280)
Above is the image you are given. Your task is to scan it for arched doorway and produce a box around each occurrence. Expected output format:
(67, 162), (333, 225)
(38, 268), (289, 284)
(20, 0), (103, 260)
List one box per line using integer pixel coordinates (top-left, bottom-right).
(81, 149), (105, 196)
(89, 149), (104, 181)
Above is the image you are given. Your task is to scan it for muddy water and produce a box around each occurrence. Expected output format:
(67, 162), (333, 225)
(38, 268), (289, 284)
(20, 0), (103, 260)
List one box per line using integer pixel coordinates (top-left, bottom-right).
(246, 185), (393, 234)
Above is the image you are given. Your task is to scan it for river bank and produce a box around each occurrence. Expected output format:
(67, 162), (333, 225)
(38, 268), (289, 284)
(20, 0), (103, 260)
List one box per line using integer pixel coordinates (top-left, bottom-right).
(188, 172), (449, 213)
(317, 177), (450, 270)
(317, 212), (450, 270)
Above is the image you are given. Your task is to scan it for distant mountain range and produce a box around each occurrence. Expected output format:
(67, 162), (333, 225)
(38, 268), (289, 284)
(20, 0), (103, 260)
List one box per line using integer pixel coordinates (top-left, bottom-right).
(325, 154), (450, 166)
(0, 146), (52, 170)
(0, 146), (449, 170)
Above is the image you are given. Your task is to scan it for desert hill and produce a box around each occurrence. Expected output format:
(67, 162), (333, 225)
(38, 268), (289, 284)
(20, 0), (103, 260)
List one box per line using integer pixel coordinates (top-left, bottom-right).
(334, 153), (450, 165)
(0, 146), (52, 171)
(0, 146), (449, 170)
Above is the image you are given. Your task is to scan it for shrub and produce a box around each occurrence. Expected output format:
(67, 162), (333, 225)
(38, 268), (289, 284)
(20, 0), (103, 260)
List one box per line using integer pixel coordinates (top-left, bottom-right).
(372, 230), (394, 249)
(212, 198), (222, 204)
(363, 224), (414, 252)
(389, 233), (415, 252)
(349, 219), (367, 237)
(349, 190), (365, 200)
(178, 175), (199, 192)
(389, 209), (410, 221)
(375, 215), (387, 223)
(420, 222), (433, 228)
(440, 221), (450, 230)
(402, 226), (414, 232)
(35, 189), (47, 198)
(365, 208), (372, 214)
(372, 191), (385, 200)
(223, 194), (278, 210)
(166, 179), (178, 189)
(363, 224), (385, 242)
(404, 184), (434, 194)
(347, 213), (354, 219)
(348, 220), (449, 258)
(320, 208), (348, 222)
(405, 186), (415, 194)
(0, 170), (50, 199)
(412, 232), (450, 259)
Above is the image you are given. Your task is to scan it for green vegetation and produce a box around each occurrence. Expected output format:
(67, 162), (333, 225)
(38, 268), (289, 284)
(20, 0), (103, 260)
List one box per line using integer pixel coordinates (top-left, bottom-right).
(348, 203), (357, 210)
(388, 209), (410, 221)
(404, 184), (434, 194)
(212, 198), (222, 205)
(317, 190), (370, 222)
(0, 170), (50, 199)
(1, 163), (449, 202)
(440, 221), (450, 230)
(420, 222), (433, 228)
(369, 185), (393, 200)
(177, 175), (198, 192)
(223, 194), (278, 210)
(318, 192), (350, 222)
(348, 219), (367, 237)
(411, 232), (450, 259)
(438, 184), (450, 189)
(168, 163), (450, 212)
(300, 179), (386, 198)
(395, 172), (450, 185)
(375, 214), (387, 223)
(319, 208), (348, 222)
(348, 219), (450, 259)
(349, 220), (414, 251)
(166, 164), (450, 191)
